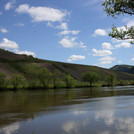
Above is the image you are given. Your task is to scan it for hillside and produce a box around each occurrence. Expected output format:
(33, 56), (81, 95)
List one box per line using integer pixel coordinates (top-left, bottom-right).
(110, 65), (134, 75)
(1, 49), (134, 81)
(110, 65), (133, 72)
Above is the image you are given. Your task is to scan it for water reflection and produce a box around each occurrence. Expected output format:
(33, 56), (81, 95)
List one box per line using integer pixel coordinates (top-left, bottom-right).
(0, 86), (134, 134)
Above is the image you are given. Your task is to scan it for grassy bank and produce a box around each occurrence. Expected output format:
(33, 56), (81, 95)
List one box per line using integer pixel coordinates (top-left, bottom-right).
(1, 80), (134, 91)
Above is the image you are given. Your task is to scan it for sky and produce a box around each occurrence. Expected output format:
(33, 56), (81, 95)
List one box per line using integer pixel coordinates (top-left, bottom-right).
(0, 0), (134, 68)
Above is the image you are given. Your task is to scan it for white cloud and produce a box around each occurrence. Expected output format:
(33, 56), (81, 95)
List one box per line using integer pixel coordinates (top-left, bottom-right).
(84, 0), (103, 6)
(83, 0), (104, 12)
(59, 37), (86, 48)
(99, 60), (113, 65)
(15, 23), (24, 27)
(68, 55), (85, 62)
(59, 30), (80, 36)
(5, 2), (13, 10)
(102, 42), (113, 50)
(16, 4), (68, 22)
(15, 50), (35, 57)
(111, 38), (122, 43)
(98, 56), (116, 65)
(0, 38), (35, 57)
(56, 22), (68, 30)
(92, 49), (112, 56)
(0, 38), (18, 50)
(126, 19), (134, 27)
(47, 22), (80, 35)
(0, 28), (8, 33)
(112, 39), (133, 49)
(98, 56), (115, 61)
(131, 58), (134, 61)
(115, 42), (132, 48)
(5, 0), (15, 10)
(93, 29), (107, 36)
(118, 60), (122, 63)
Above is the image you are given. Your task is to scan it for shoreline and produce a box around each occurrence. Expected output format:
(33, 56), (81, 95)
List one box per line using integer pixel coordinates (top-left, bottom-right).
(0, 83), (134, 91)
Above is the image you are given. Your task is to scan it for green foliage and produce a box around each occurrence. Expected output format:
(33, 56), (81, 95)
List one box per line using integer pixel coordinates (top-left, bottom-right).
(82, 71), (100, 86)
(119, 80), (128, 86)
(102, 0), (134, 17)
(26, 64), (40, 88)
(109, 25), (134, 43)
(64, 74), (76, 88)
(10, 74), (26, 89)
(52, 70), (62, 88)
(0, 72), (7, 89)
(105, 74), (116, 86)
(102, 0), (134, 43)
(37, 68), (52, 88)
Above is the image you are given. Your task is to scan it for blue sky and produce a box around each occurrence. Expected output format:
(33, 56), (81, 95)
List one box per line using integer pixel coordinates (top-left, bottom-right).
(0, 0), (134, 68)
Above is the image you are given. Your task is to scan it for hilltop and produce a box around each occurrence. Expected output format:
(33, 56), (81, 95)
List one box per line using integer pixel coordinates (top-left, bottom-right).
(110, 65), (134, 75)
(0, 49), (134, 81)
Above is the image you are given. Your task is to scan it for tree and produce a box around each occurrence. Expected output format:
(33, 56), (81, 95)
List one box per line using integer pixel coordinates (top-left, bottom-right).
(105, 74), (116, 86)
(102, 0), (134, 43)
(27, 68), (39, 88)
(0, 72), (7, 89)
(64, 74), (76, 88)
(82, 71), (100, 86)
(38, 68), (52, 88)
(10, 74), (26, 89)
(24, 64), (41, 88)
(52, 70), (62, 88)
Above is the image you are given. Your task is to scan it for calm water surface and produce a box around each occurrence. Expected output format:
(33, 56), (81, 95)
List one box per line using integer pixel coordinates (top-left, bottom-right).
(0, 86), (134, 134)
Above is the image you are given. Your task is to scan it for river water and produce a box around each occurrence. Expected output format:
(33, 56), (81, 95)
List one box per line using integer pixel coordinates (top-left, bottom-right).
(0, 86), (134, 134)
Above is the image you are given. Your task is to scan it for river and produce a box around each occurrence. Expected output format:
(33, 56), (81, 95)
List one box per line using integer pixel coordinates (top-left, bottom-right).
(0, 86), (134, 134)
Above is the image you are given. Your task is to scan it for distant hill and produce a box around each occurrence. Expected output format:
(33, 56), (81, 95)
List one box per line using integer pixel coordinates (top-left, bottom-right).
(1, 49), (134, 81)
(110, 65), (134, 73)
(128, 67), (134, 74)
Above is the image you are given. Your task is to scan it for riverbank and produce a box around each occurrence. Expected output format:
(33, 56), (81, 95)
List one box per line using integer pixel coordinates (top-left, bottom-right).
(0, 80), (134, 91)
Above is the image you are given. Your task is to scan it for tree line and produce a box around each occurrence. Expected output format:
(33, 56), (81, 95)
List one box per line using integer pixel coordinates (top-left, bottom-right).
(0, 68), (132, 90)
(0, 68), (77, 90)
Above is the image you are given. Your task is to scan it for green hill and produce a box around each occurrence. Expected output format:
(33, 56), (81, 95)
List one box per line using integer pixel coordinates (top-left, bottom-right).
(0, 49), (134, 81)
(110, 65), (133, 72)
(110, 65), (134, 75)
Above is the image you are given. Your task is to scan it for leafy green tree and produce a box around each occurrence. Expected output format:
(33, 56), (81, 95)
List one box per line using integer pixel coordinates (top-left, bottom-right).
(119, 80), (128, 86)
(82, 71), (100, 86)
(10, 74), (26, 89)
(102, 0), (134, 43)
(38, 68), (52, 88)
(0, 72), (7, 89)
(52, 70), (62, 88)
(105, 74), (116, 86)
(22, 64), (41, 88)
(64, 74), (76, 88)
(27, 69), (39, 88)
